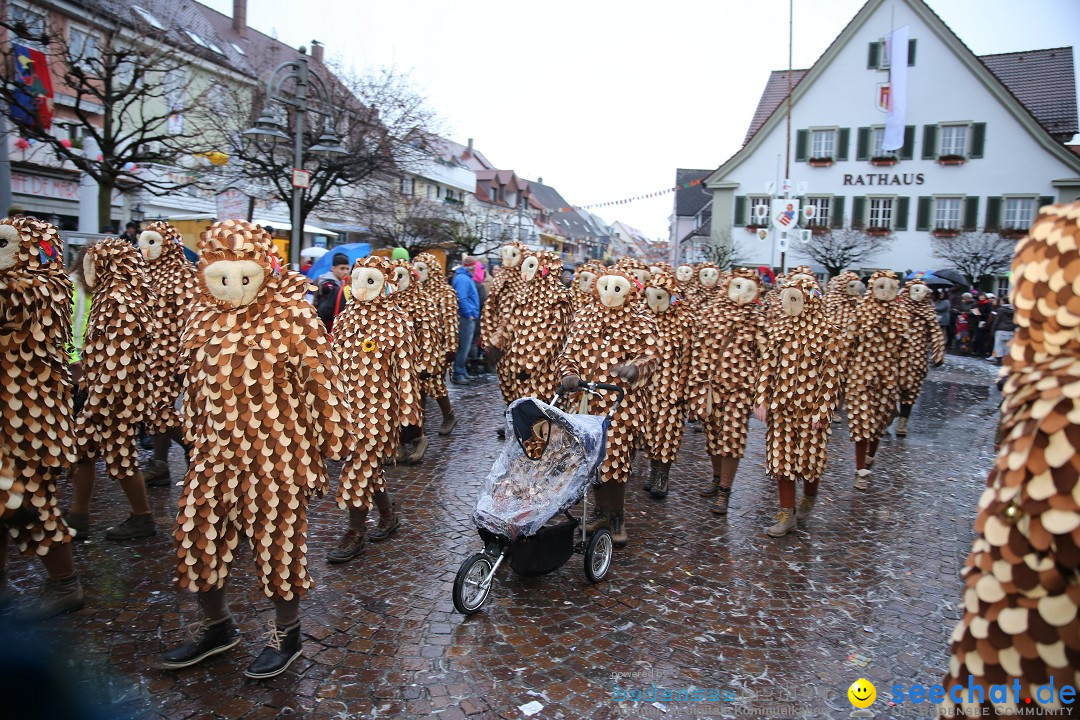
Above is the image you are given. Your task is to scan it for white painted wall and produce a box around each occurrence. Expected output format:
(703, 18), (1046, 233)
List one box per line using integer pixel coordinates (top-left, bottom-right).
(708, 0), (1080, 272)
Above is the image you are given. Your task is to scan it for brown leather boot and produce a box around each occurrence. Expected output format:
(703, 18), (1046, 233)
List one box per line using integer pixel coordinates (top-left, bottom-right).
(608, 482), (628, 547)
(585, 483), (609, 533)
(369, 491), (400, 542)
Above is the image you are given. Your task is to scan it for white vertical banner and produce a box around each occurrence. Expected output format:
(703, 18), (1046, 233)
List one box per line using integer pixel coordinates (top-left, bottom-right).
(882, 25), (909, 151)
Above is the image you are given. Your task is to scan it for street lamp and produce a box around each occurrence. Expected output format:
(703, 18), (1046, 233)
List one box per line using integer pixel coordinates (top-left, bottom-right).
(242, 46), (348, 269)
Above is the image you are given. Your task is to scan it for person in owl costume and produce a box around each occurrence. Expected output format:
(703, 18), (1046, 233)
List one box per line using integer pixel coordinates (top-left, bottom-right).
(159, 220), (352, 679)
(0, 217), (84, 620)
(389, 258), (449, 463)
(559, 268), (659, 547)
(690, 262), (722, 308)
(675, 263), (695, 297)
(412, 252), (458, 434)
(689, 267), (766, 514)
(824, 271), (864, 334)
(488, 250), (573, 402)
(481, 241), (528, 401)
(327, 256), (422, 563)
(640, 270), (695, 499)
(137, 221), (199, 486)
(753, 276), (845, 536)
(615, 257), (652, 288)
(649, 261), (674, 278)
(762, 272), (787, 325)
(896, 278), (945, 437)
(939, 204), (1080, 716)
(67, 237), (161, 542)
(571, 261), (602, 315)
(846, 270), (909, 490)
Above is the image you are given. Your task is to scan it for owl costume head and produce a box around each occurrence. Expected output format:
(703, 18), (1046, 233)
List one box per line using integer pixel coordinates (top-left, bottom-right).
(80, 236), (147, 296)
(865, 270), (900, 304)
(643, 269), (681, 314)
(727, 267), (762, 307)
(696, 262), (721, 289)
(195, 219), (298, 309)
(138, 220), (186, 266)
(412, 252), (444, 285)
(904, 278), (932, 304)
(521, 249), (563, 283)
(594, 268), (642, 310)
(0, 216), (66, 277)
(615, 257), (652, 286)
(350, 255), (394, 304)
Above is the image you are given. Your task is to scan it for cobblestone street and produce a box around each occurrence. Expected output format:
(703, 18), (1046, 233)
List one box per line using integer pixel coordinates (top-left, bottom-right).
(1, 355), (1001, 720)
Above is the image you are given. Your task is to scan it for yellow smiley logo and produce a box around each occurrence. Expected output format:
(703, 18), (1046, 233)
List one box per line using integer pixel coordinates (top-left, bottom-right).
(848, 678), (876, 709)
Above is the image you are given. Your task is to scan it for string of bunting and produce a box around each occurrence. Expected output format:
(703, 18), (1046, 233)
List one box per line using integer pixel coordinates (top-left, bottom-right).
(550, 178), (704, 214)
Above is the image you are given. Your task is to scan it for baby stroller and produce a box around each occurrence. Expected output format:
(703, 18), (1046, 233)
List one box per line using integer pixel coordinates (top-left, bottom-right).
(452, 381), (624, 615)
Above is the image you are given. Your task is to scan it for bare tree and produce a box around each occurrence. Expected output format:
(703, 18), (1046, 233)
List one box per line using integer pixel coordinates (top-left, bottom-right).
(701, 227), (748, 270)
(931, 231), (1017, 286)
(792, 226), (893, 277)
(357, 188), (456, 255)
(0, 13), (219, 226)
(444, 202), (516, 256)
(215, 62), (439, 236)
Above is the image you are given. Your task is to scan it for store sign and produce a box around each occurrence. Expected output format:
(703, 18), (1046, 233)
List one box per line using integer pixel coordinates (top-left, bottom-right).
(11, 172), (122, 205)
(842, 173), (925, 186)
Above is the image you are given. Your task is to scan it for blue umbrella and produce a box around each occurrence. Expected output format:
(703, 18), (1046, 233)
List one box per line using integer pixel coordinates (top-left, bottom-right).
(303, 243), (371, 279)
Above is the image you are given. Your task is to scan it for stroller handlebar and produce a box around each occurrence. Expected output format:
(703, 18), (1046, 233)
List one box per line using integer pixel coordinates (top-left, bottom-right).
(551, 380), (626, 419)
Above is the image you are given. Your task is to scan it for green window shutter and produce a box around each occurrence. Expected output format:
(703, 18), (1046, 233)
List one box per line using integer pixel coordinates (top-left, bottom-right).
(867, 41), (880, 69)
(970, 122), (986, 159)
(836, 128), (850, 161)
(852, 196), (867, 229)
(734, 195), (746, 226)
(831, 196), (845, 228)
(895, 197), (910, 230)
(963, 196), (979, 231)
(922, 124), (938, 160)
(907, 39), (917, 66)
(1038, 195), (1055, 211)
(901, 125), (915, 160)
(916, 196), (932, 231)
(795, 130), (808, 162)
(985, 196), (1002, 231)
(856, 127), (871, 161)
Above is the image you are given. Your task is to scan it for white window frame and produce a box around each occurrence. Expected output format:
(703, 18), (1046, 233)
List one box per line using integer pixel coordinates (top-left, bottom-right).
(939, 123), (969, 157)
(747, 195), (770, 226)
(878, 39), (891, 70)
(9, 2), (47, 49)
(68, 24), (99, 66)
(810, 128), (836, 159)
(933, 196), (963, 230)
(1003, 196), (1036, 231)
(871, 126), (898, 158)
(805, 196), (831, 227)
(868, 196), (895, 229)
(399, 177), (414, 195)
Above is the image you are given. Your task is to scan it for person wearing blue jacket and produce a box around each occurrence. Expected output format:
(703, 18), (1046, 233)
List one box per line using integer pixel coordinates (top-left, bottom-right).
(451, 258), (481, 384)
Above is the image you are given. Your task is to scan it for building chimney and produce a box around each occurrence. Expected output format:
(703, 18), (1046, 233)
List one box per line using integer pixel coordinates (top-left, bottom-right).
(311, 40), (323, 64)
(232, 0), (247, 37)
(466, 138), (474, 155)
(537, 176), (543, 184)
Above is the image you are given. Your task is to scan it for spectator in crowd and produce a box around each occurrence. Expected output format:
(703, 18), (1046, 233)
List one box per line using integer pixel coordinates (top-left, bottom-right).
(121, 222), (140, 247)
(451, 258), (481, 384)
(989, 295), (1015, 365)
(934, 290), (952, 347)
(316, 253), (351, 332)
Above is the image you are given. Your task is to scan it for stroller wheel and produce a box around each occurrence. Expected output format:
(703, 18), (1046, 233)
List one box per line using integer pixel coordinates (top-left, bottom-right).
(453, 553), (495, 615)
(584, 529), (613, 583)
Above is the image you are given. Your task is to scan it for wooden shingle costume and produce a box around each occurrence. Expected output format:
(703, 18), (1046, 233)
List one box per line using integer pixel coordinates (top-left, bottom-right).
(389, 258), (455, 453)
(163, 220), (353, 680)
(940, 204), (1080, 715)
(687, 262), (721, 308)
(68, 236), (162, 542)
(0, 217), (85, 620)
(824, 271), (864, 334)
(413, 252), (458, 375)
(754, 275), (845, 536)
(675, 263), (695, 301)
(846, 270), (910, 489)
(640, 269), (695, 499)
(689, 267), (766, 513)
(138, 221), (200, 484)
(328, 256), (423, 562)
(482, 242), (528, 402)
(896, 279), (945, 437)
(489, 250), (573, 402)
(558, 268), (659, 546)
(571, 261), (602, 315)
(615, 257), (652, 287)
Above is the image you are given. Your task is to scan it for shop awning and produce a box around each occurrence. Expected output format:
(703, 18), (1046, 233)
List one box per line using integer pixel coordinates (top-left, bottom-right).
(252, 219), (338, 237)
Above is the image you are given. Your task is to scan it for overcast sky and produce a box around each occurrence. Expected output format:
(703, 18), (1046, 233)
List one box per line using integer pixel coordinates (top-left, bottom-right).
(203, 0), (1080, 239)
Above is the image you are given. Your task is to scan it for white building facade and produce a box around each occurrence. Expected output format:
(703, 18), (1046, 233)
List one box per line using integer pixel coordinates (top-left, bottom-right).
(704, 0), (1080, 276)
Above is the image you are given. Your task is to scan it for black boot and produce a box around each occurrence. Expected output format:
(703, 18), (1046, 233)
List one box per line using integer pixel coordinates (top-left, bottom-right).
(244, 621), (302, 679)
(63, 511), (89, 542)
(650, 463), (670, 499)
(104, 513), (156, 541)
(144, 460), (171, 487)
(643, 460), (658, 492)
(157, 617), (240, 670)
(14, 575), (85, 622)
(327, 516), (367, 564)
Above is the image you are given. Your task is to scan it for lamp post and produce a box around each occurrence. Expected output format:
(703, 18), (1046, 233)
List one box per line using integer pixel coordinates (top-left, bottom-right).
(242, 47), (347, 269)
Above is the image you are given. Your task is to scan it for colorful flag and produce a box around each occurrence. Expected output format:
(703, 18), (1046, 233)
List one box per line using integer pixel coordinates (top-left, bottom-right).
(11, 43), (53, 131)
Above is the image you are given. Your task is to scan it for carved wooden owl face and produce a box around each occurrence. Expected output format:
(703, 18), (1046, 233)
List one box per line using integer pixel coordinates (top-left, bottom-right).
(676, 265), (693, 283)
(412, 260), (429, 283)
(871, 276), (899, 302)
(699, 267), (720, 288)
(728, 276), (759, 306)
(138, 229), (165, 261)
(846, 279), (865, 296)
(501, 244), (523, 268)
(392, 265), (411, 291)
(908, 283), (930, 302)
(82, 250), (97, 290)
(789, 272), (815, 285)
(649, 265), (663, 276)
(628, 267), (651, 285)
(645, 286), (671, 314)
(0, 224), (18, 271)
(203, 259), (265, 307)
(597, 274), (633, 308)
(521, 254), (540, 282)
(577, 270), (596, 292)
(352, 266), (386, 303)
(780, 287), (806, 317)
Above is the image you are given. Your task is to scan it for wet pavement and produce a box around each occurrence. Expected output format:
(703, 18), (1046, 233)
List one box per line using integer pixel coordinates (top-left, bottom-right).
(0, 355), (1002, 719)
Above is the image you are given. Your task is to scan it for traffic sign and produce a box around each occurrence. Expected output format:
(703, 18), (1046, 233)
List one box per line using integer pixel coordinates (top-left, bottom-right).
(291, 168), (311, 189)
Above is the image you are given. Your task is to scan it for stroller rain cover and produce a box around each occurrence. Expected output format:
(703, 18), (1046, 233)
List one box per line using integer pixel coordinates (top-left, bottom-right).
(474, 397), (609, 541)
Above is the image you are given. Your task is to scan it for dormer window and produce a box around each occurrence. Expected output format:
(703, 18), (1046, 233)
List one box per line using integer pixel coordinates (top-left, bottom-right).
(132, 5), (165, 30)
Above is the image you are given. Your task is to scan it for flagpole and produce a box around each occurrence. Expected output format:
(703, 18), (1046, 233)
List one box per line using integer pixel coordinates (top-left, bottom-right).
(781, 0), (794, 274)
